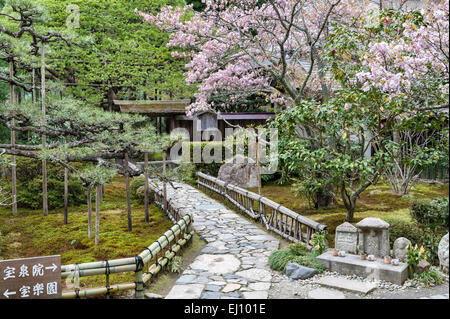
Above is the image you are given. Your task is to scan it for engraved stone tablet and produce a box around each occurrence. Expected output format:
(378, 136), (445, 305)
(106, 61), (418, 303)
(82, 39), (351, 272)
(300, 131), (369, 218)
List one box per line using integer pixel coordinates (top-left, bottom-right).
(335, 222), (359, 254)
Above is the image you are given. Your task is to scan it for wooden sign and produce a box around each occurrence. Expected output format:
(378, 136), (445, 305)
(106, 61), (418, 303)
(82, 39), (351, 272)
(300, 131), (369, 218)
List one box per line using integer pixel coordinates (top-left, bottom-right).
(0, 255), (61, 299)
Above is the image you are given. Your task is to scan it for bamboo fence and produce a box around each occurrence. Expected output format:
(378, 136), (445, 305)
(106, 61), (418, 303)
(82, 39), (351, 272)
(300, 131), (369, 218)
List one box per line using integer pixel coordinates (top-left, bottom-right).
(196, 172), (327, 246)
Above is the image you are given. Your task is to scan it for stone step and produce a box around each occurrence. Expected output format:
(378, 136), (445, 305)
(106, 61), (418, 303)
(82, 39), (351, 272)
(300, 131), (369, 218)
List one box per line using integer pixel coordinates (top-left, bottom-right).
(317, 276), (377, 294)
(308, 288), (346, 299)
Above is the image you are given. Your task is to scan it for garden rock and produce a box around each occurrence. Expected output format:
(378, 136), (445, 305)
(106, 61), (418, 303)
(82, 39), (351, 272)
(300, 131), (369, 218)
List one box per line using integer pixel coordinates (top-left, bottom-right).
(217, 155), (259, 188)
(438, 234), (449, 273)
(136, 185), (155, 199)
(285, 263), (318, 280)
(393, 237), (412, 261)
(416, 259), (431, 274)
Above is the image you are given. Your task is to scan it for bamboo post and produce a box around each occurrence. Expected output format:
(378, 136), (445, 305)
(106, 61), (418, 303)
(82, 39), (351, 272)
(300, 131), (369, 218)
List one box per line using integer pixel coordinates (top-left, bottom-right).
(9, 59), (17, 216)
(64, 137), (69, 225)
(95, 184), (100, 245)
(87, 185), (92, 238)
(163, 150), (167, 212)
(134, 269), (144, 299)
(41, 41), (48, 216)
(125, 151), (132, 232)
(144, 152), (150, 223)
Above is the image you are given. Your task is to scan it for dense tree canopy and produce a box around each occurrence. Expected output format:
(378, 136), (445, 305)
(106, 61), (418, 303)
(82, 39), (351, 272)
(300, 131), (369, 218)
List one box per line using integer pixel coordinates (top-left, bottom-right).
(34, 0), (194, 110)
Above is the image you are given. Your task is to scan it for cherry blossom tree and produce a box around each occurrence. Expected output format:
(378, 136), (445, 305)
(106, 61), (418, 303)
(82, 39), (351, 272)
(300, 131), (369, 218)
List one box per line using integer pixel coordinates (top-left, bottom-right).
(354, 0), (449, 109)
(326, 0), (449, 194)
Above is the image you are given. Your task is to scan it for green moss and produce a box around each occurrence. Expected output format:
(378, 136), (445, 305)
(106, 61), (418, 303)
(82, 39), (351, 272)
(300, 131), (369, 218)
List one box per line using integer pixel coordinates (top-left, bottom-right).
(0, 176), (174, 289)
(249, 182), (448, 247)
(145, 233), (206, 296)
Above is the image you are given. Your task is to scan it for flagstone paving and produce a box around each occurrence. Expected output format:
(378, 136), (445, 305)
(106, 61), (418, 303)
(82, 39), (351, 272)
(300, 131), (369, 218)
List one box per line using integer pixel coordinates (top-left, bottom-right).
(149, 181), (280, 299)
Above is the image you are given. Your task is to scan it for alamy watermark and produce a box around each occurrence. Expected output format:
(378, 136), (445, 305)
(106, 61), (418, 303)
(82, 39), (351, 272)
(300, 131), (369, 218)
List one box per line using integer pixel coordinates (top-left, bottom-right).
(168, 120), (279, 175)
(66, 4), (80, 29)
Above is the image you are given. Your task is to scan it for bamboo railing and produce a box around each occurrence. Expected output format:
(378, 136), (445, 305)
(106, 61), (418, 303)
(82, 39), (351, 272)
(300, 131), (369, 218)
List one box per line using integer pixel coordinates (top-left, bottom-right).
(60, 191), (194, 299)
(196, 172), (327, 245)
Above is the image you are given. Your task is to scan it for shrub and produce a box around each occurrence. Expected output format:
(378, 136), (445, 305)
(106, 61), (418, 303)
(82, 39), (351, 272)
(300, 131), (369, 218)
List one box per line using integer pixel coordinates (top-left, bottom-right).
(182, 142), (231, 177)
(384, 217), (424, 247)
(269, 246), (327, 273)
(287, 242), (309, 256)
(16, 178), (85, 210)
(268, 249), (296, 272)
(167, 256), (183, 274)
(410, 197), (449, 263)
(130, 176), (146, 200)
(413, 268), (444, 287)
(290, 255), (327, 273)
(411, 197), (449, 231)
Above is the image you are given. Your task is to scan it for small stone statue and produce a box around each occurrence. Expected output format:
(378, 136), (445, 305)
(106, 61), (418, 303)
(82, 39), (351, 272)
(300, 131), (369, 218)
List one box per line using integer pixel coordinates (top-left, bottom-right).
(393, 237), (412, 262)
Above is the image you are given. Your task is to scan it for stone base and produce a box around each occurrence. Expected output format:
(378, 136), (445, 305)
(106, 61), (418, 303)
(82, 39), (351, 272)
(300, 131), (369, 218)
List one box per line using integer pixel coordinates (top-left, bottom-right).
(317, 250), (408, 285)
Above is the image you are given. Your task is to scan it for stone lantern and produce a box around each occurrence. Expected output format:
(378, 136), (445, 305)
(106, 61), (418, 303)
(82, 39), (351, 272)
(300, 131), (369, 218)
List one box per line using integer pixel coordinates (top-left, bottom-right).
(356, 218), (390, 258)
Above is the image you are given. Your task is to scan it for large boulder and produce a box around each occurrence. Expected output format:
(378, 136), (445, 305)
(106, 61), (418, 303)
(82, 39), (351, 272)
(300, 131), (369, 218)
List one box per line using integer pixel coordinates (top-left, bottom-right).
(217, 155), (259, 188)
(438, 233), (449, 273)
(285, 263), (318, 280)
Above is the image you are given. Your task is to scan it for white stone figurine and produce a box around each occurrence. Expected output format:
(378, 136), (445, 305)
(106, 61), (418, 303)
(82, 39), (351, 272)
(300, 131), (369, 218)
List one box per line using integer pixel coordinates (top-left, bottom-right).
(393, 237), (412, 261)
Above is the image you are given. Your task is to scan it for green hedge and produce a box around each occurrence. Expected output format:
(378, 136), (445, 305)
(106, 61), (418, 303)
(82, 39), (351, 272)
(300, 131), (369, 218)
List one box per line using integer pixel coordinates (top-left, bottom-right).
(410, 197), (449, 231)
(129, 176), (155, 204)
(1, 157), (86, 209)
(384, 217), (424, 247)
(181, 142), (231, 177)
(409, 197), (449, 263)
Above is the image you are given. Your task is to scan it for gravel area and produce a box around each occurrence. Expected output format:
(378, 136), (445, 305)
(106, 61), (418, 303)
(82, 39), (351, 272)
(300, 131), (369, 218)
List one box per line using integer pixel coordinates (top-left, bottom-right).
(269, 268), (449, 299)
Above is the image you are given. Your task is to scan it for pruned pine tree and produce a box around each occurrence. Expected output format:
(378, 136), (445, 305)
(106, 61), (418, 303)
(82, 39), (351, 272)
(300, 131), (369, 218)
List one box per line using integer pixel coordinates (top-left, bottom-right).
(78, 165), (116, 244)
(0, 0), (75, 216)
(0, 96), (182, 232)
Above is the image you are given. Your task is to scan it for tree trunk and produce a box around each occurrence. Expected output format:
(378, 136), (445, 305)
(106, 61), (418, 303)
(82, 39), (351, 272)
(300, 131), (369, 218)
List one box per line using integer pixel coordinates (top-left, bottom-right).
(95, 184), (100, 245)
(41, 41), (48, 217)
(144, 152), (150, 223)
(340, 184), (355, 222)
(64, 165), (69, 224)
(345, 203), (355, 222)
(99, 184), (104, 203)
(9, 59), (17, 216)
(107, 87), (116, 112)
(125, 151), (132, 232)
(87, 185), (92, 238)
(315, 186), (334, 209)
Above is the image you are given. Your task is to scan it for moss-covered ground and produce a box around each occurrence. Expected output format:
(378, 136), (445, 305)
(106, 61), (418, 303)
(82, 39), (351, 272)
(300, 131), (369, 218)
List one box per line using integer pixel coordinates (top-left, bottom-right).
(248, 181), (449, 246)
(0, 176), (184, 292)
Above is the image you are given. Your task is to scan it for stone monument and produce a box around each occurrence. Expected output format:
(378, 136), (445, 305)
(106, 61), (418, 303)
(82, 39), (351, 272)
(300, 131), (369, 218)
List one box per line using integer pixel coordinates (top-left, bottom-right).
(335, 222), (359, 254)
(356, 218), (390, 258)
(393, 237), (411, 261)
(438, 233), (449, 273)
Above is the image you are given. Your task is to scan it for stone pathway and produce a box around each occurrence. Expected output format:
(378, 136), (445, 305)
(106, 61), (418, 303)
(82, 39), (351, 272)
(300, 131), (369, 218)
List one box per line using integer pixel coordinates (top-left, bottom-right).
(152, 181), (280, 299)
